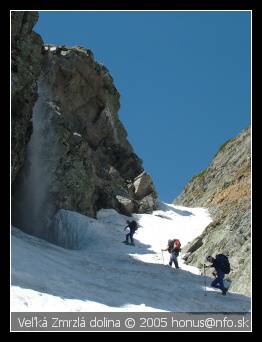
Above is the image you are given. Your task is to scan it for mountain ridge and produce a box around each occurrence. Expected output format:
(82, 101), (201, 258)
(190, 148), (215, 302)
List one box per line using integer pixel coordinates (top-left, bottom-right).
(173, 127), (251, 296)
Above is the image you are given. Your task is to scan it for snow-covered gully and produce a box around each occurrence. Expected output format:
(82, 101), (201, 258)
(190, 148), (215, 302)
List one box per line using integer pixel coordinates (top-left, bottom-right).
(11, 203), (250, 312)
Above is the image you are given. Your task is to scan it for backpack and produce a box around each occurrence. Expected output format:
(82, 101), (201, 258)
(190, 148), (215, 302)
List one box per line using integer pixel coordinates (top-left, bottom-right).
(129, 220), (138, 231)
(216, 254), (231, 274)
(168, 239), (181, 253)
(174, 239), (181, 252)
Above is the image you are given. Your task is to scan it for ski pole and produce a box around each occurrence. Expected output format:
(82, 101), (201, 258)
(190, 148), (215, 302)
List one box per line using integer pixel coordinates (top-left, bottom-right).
(204, 264), (207, 296)
(161, 250), (164, 264)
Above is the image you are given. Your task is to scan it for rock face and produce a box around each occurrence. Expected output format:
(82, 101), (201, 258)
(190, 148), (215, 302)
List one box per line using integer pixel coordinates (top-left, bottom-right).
(11, 13), (157, 239)
(11, 11), (44, 183)
(173, 127), (251, 296)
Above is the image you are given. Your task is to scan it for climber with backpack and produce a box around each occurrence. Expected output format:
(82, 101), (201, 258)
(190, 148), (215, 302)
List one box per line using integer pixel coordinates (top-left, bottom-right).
(205, 251), (231, 296)
(122, 220), (138, 246)
(161, 239), (181, 269)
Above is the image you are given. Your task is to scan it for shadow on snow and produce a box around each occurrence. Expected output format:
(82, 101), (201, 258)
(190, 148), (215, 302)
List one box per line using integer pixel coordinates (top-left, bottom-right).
(11, 228), (250, 313)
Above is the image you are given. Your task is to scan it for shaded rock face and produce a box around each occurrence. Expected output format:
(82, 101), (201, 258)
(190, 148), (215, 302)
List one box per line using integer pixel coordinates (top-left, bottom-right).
(11, 15), (157, 239)
(11, 11), (44, 183)
(174, 127), (251, 296)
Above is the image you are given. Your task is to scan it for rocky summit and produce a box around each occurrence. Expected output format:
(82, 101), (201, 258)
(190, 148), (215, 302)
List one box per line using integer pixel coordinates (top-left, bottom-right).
(173, 127), (251, 296)
(11, 12), (157, 240)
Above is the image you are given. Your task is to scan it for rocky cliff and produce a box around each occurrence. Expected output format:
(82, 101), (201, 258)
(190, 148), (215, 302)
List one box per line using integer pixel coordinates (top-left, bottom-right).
(11, 11), (43, 183)
(173, 127), (251, 296)
(11, 12), (157, 240)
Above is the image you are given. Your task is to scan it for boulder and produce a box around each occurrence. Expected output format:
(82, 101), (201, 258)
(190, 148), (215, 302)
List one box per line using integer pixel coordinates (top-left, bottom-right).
(133, 172), (155, 200)
(138, 194), (157, 214)
(116, 195), (135, 215)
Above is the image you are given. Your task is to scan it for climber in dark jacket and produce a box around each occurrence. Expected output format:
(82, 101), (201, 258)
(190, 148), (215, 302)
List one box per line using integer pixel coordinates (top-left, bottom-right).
(123, 220), (138, 246)
(206, 253), (229, 295)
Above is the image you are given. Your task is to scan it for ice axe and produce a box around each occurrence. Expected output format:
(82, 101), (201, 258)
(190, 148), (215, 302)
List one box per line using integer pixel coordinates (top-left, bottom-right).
(204, 264), (207, 296)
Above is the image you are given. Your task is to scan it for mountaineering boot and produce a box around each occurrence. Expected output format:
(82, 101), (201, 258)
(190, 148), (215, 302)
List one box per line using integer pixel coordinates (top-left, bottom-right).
(130, 242), (135, 246)
(122, 241), (128, 244)
(222, 288), (229, 296)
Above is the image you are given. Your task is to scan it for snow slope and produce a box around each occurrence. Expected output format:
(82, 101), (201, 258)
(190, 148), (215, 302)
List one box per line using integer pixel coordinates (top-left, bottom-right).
(11, 203), (251, 312)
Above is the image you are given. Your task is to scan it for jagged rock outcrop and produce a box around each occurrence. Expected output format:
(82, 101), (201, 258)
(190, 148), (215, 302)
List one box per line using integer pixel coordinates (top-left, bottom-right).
(173, 127), (251, 296)
(11, 11), (44, 183)
(11, 13), (157, 239)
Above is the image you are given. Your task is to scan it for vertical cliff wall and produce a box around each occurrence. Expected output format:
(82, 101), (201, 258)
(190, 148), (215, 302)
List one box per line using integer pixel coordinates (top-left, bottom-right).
(11, 11), (44, 183)
(11, 12), (157, 240)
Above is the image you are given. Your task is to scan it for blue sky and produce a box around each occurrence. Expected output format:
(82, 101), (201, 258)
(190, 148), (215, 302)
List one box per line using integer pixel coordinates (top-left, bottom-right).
(35, 11), (251, 203)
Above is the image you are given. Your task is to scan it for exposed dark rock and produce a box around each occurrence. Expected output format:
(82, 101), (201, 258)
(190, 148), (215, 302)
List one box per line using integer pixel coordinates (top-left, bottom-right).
(11, 11), (44, 183)
(11, 13), (158, 239)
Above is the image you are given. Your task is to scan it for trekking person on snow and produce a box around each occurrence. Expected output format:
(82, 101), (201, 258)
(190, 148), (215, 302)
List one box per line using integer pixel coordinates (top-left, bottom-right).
(161, 239), (181, 269)
(205, 251), (230, 296)
(123, 220), (138, 246)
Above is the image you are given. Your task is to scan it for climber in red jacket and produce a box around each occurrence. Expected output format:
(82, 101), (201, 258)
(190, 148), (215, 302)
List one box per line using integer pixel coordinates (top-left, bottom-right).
(162, 239), (181, 269)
